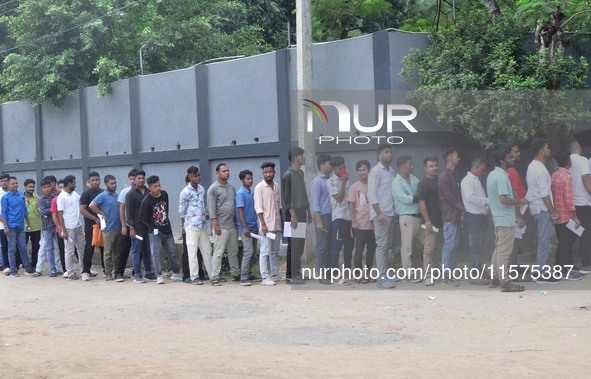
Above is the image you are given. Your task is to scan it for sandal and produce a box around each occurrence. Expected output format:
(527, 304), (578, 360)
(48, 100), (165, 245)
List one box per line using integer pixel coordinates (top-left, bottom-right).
(211, 279), (221, 286)
(500, 282), (524, 292)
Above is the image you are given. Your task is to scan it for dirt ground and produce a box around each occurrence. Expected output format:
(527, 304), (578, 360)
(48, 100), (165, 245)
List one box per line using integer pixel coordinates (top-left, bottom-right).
(1, 269), (590, 378)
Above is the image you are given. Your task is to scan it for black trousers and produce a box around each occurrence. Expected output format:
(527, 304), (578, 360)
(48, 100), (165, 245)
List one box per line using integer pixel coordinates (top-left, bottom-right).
(286, 208), (306, 279)
(575, 206), (591, 266)
(353, 229), (376, 270)
(117, 233), (131, 275)
(83, 224), (104, 273)
(25, 230), (41, 268)
(555, 223), (577, 269)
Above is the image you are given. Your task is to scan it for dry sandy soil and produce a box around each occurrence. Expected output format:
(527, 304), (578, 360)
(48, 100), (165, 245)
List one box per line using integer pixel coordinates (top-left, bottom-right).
(1, 269), (590, 378)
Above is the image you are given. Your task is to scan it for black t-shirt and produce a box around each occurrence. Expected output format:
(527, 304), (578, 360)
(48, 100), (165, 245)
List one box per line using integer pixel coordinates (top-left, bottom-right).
(417, 176), (443, 228)
(80, 187), (104, 227)
(139, 190), (172, 234)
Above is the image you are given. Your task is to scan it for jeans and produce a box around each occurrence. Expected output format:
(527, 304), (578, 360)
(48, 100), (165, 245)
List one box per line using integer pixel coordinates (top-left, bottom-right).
(353, 229), (376, 270)
(533, 212), (552, 271)
(314, 213), (332, 277)
(7, 228), (32, 273)
(25, 230), (41, 268)
(37, 230), (58, 274)
(260, 231), (281, 279)
(575, 205), (591, 266)
(2, 232), (22, 269)
(148, 232), (180, 276)
(131, 233), (154, 276)
(330, 219), (353, 270)
(442, 222), (459, 279)
(286, 208), (306, 279)
(240, 234), (257, 281)
(185, 228), (213, 281)
(465, 213), (488, 269)
(211, 227), (239, 280)
(65, 226), (86, 277)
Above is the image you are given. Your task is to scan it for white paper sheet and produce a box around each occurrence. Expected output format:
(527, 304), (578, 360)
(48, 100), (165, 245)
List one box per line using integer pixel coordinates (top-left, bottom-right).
(514, 224), (526, 239)
(283, 222), (306, 238)
(567, 219), (585, 237)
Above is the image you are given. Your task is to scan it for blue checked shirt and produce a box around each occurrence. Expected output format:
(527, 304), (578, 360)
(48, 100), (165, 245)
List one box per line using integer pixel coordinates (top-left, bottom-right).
(179, 183), (208, 231)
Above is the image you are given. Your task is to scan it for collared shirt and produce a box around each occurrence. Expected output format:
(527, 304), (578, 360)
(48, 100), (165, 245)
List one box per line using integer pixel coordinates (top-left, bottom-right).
(526, 160), (552, 215)
(417, 176), (443, 228)
(235, 186), (258, 233)
(1, 190), (28, 229)
(438, 167), (462, 224)
(207, 180), (236, 229)
(92, 190), (122, 231)
(25, 194), (42, 231)
(310, 172), (332, 215)
(367, 162), (395, 220)
(38, 194), (56, 231)
(460, 171), (489, 215)
(392, 173), (420, 215)
(57, 190), (82, 229)
(551, 167), (575, 224)
(327, 174), (351, 221)
(570, 153), (591, 206)
(125, 185), (149, 235)
(347, 181), (373, 230)
(281, 167), (309, 210)
(179, 183), (208, 231)
(487, 167), (515, 228)
(254, 180), (282, 232)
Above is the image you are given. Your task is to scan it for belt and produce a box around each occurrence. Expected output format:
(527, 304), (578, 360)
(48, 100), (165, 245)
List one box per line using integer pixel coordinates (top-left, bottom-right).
(401, 214), (421, 218)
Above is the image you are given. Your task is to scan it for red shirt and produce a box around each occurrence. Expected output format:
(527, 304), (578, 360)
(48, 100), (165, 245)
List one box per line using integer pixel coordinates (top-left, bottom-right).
(50, 196), (59, 233)
(508, 167), (526, 220)
(551, 167), (575, 224)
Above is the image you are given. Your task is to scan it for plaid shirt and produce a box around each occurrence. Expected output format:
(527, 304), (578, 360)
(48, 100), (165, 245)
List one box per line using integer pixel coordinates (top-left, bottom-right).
(38, 194), (56, 231)
(551, 167), (575, 224)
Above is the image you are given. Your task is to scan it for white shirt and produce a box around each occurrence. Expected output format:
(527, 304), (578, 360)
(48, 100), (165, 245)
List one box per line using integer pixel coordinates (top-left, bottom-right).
(57, 190), (83, 229)
(526, 160), (552, 215)
(570, 153), (591, 206)
(460, 171), (489, 214)
(327, 174), (351, 221)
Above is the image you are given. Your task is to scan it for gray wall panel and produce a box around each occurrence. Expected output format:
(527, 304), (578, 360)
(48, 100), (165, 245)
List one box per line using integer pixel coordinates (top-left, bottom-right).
(42, 93), (81, 160)
(2, 101), (36, 163)
(138, 68), (198, 153)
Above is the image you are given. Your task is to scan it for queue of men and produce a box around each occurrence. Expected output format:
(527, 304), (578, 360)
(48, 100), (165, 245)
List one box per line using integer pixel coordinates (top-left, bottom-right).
(1, 138), (590, 292)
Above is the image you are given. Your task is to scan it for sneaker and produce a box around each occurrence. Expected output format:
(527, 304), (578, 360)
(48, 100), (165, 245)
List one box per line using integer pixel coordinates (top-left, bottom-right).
(578, 265), (591, 275)
(81, 273), (90, 281)
(337, 278), (351, 286)
(89, 270), (98, 277)
(286, 277), (305, 285)
(3, 267), (11, 276)
(68, 273), (79, 280)
(183, 277), (192, 284)
(133, 275), (146, 284)
(536, 276), (561, 284)
(115, 274), (125, 282)
(240, 280), (252, 286)
(271, 274), (285, 282)
(62, 272), (69, 278)
(218, 277), (228, 283)
(441, 278), (460, 287)
(32, 272), (41, 277)
(49, 272), (57, 278)
(424, 276), (434, 286)
(105, 274), (114, 281)
(10, 272), (19, 277)
(192, 279), (203, 285)
(249, 275), (262, 282)
(143, 273), (157, 281)
(170, 273), (183, 281)
(562, 271), (583, 281)
(377, 278), (396, 289)
(261, 278), (276, 286)
(211, 279), (222, 286)
(156, 275), (165, 285)
(232, 275), (241, 281)
(25, 267), (35, 275)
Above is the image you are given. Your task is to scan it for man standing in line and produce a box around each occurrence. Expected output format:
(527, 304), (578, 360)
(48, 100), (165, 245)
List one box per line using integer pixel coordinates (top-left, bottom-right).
(207, 163), (239, 286)
(460, 158), (490, 281)
(310, 154), (333, 284)
(90, 175), (125, 282)
(118, 169), (137, 278)
(418, 156), (443, 286)
(179, 166), (212, 285)
(368, 144), (396, 289)
(24, 179), (42, 268)
(51, 179), (67, 276)
(567, 138), (591, 274)
(79, 172), (103, 278)
(392, 156), (424, 283)
(236, 170), (260, 286)
(525, 138), (560, 284)
(487, 145), (524, 292)
(281, 147), (310, 285)
(508, 144), (528, 272)
(327, 156), (353, 285)
(126, 170), (156, 283)
(348, 160), (376, 284)
(438, 147), (464, 287)
(1, 174), (22, 274)
(1, 177), (35, 276)
(140, 175), (182, 284)
(255, 162), (283, 286)
(34, 178), (58, 277)
(57, 175), (86, 280)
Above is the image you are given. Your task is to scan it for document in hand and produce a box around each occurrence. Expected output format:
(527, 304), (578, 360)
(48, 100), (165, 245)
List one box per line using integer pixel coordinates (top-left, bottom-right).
(566, 219), (585, 237)
(283, 222), (306, 238)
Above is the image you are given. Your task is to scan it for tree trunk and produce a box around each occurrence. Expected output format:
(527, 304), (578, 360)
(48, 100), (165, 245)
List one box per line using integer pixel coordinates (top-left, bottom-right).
(482, 0), (500, 17)
(534, 6), (565, 90)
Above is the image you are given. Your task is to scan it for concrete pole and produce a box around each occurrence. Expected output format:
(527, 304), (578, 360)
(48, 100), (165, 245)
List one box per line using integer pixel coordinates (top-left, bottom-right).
(296, 0), (316, 265)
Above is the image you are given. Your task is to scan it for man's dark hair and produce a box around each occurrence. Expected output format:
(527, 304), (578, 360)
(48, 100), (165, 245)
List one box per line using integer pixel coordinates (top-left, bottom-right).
(63, 175), (76, 186)
(396, 156), (412, 169)
(376, 144), (391, 155)
(531, 138), (548, 156)
(88, 171), (100, 179)
(185, 175), (190, 184)
(135, 170), (146, 177)
(0, 174), (9, 180)
(289, 147), (304, 162)
(24, 179), (35, 187)
(316, 154), (332, 170)
(260, 162), (276, 170)
(40, 179), (52, 187)
(57, 179), (65, 186)
(44, 175), (57, 184)
(443, 147), (458, 162)
(8, 176), (17, 182)
(104, 174), (116, 183)
(216, 163), (227, 172)
(128, 169), (138, 178)
(566, 138), (579, 154)
(471, 157), (485, 169)
(187, 166), (199, 175)
(423, 156), (439, 166)
(239, 170), (253, 180)
(555, 150), (571, 168)
(146, 175), (159, 185)
(356, 160), (370, 170)
(493, 145), (513, 167)
(329, 156), (345, 168)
